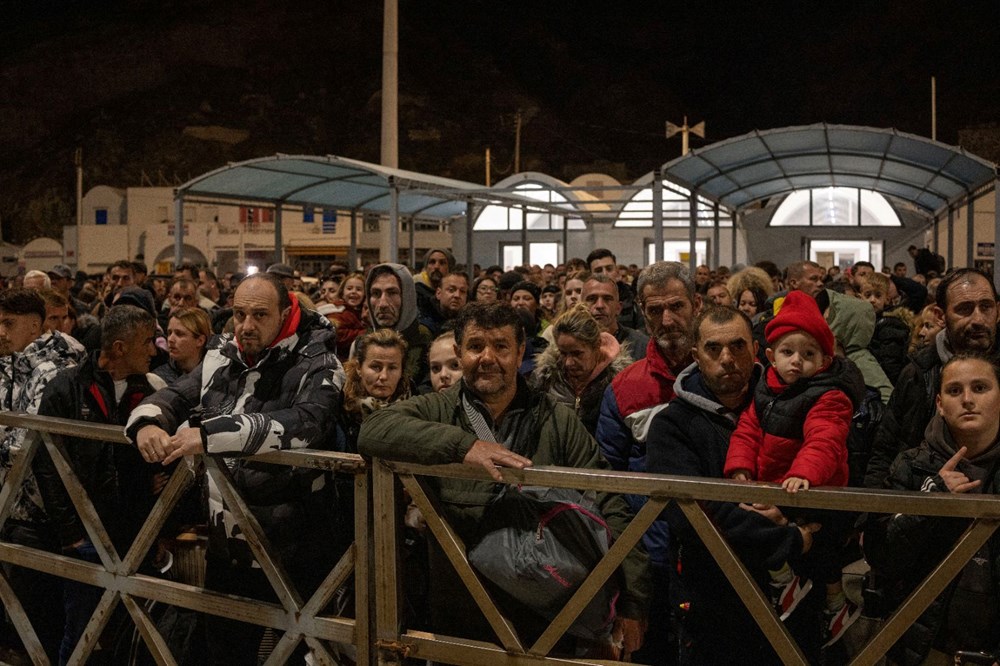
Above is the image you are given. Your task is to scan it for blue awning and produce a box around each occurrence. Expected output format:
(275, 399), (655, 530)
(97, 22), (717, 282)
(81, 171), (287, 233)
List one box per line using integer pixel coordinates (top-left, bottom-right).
(661, 124), (997, 215)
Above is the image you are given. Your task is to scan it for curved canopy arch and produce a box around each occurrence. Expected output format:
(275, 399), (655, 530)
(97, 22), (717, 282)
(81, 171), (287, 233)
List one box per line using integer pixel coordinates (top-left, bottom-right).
(769, 187), (902, 227)
(614, 172), (732, 228)
(661, 124), (997, 216)
(475, 172), (601, 230)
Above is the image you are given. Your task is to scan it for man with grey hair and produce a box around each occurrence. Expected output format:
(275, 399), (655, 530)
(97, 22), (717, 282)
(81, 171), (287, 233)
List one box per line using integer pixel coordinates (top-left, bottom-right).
(22, 270), (51, 290)
(595, 261), (702, 665)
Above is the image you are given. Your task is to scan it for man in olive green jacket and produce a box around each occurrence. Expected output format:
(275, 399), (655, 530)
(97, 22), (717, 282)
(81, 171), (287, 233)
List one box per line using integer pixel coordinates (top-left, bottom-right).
(359, 303), (650, 655)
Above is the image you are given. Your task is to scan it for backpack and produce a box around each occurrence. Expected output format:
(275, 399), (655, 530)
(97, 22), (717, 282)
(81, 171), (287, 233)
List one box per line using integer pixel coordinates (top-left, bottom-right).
(467, 485), (620, 641)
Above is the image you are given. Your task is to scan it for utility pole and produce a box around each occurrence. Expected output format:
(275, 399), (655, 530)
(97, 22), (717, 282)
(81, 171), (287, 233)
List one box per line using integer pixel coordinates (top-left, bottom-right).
(514, 110), (522, 173)
(381, 0), (398, 168)
(75, 147), (83, 227)
(665, 116), (705, 155)
(485, 147), (491, 186)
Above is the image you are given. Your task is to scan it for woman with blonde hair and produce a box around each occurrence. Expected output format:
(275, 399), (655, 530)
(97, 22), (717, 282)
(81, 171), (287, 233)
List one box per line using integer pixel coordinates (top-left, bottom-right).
(155, 306), (212, 384)
(337, 328), (411, 451)
(530, 304), (632, 436)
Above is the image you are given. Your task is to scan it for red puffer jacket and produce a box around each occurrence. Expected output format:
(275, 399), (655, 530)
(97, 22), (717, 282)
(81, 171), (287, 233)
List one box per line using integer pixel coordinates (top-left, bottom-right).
(724, 365), (853, 486)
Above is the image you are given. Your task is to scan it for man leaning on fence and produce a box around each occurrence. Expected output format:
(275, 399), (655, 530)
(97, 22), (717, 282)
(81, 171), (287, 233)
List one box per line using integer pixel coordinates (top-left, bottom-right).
(359, 302), (650, 658)
(33, 304), (163, 663)
(125, 272), (346, 666)
(0, 288), (83, 662)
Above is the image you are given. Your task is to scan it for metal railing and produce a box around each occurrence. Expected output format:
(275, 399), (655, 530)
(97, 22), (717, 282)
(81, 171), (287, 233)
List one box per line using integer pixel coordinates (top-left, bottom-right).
(2, 412), (1000, 666)
(0, 412), (368, 666)
(370, 459), (1000, 666)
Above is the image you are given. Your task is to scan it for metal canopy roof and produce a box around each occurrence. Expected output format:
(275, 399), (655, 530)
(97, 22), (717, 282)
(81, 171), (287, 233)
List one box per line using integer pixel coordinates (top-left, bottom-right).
(176, 154), (489, 219)
(661, 124), (997, 215)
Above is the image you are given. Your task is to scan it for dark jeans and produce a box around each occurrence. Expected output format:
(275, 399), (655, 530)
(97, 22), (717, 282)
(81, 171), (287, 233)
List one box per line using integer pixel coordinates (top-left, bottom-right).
(60, 540), (104, 665)
(1, 521), (64, 664)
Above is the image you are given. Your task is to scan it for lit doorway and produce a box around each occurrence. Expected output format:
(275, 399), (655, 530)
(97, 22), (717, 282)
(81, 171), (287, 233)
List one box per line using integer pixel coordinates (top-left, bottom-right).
(500, 242), (561, 270)
(646, 240), (708, 266)
(809, 240), (883, 271)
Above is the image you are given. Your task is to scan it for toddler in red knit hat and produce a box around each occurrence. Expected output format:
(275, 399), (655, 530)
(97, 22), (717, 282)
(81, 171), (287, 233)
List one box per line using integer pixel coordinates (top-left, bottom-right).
(724, 290), (866, 645)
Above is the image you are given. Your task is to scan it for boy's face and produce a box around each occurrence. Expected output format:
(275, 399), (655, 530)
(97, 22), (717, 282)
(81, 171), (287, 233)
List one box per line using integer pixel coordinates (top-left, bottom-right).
(861, 286), (886, 313)
(765, 331), (829, 384)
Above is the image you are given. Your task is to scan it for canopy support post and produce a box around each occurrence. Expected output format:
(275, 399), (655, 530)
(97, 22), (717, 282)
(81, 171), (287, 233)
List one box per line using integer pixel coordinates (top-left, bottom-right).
(408, 216), (416, 270)
(521, 207), (528, 266)
(466, 201), (475, 285)
(712, 202), (720, 268)
(173, 194), (184, 269)
(994, 182), (1000, 293)
(389, 181), (399, 263)
(947, 206), (955, 271)
(349, 210), (358, 270)
(732, 211), (739, 266)
(274, 203), (283, 265)
(653, 169), (664, 262)
(966, 197), (975, 269)
(688, 192), (698, 275)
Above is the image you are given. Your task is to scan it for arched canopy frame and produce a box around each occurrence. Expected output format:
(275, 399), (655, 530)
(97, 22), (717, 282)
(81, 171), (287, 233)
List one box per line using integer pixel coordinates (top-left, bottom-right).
(172, 154), (580, 272)
(660, 124), (996, 216)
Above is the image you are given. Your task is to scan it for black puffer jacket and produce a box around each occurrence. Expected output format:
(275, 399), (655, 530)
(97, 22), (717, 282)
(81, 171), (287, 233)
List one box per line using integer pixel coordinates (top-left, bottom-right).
(864, 335), (945, 489)
(865, 415), (1000, 665)
(126, 306), (345, 569)
(34, 352), (161, 549)
(868, 311), (911, 385)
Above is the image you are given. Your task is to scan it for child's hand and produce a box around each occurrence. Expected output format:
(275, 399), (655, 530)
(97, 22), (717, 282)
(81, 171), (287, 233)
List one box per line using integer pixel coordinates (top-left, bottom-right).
(731, 470), (751, 482)
(782, 477), (810, 493)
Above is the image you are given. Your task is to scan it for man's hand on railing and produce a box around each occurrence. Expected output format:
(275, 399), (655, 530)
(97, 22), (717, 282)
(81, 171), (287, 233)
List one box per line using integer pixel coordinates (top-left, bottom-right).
(137, 425), (172, 463)
(739, 502), (821, 554)
(162, 428), (205, 465)
(462, 440), (532, 482)
(137, 425), (205, 465)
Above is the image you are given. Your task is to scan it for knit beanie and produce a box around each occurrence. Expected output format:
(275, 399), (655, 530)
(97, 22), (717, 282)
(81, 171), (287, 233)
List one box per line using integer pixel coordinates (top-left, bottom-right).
(765, 290), (834, 357)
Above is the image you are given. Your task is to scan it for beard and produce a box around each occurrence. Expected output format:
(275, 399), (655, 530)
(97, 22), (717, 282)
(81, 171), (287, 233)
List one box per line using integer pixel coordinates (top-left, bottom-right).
(656, 328), (692, 359)
(954, 324), (996, 352)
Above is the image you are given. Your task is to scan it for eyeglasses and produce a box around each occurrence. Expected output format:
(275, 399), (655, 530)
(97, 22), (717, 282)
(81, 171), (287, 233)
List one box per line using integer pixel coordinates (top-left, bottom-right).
(477, 286), (499, 293)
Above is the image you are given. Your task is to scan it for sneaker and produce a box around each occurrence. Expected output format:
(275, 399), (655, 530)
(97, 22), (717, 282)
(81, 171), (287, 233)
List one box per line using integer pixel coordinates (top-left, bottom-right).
(823, 601), (862, 647)
(771, 575), (813, 621)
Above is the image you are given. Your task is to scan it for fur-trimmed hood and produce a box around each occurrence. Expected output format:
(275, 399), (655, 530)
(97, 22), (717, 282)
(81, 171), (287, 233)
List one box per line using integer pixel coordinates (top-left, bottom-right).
(530, 331), (632, 394)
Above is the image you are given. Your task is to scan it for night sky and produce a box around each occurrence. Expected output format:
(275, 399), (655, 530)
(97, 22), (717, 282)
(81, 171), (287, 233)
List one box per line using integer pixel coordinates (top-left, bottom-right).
(2, 0), (1000, 242)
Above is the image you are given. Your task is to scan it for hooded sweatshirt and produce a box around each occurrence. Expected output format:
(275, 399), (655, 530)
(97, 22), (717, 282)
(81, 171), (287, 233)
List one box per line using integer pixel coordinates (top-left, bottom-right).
(825, 289), (893, 403)
(364, 263), (433, 383)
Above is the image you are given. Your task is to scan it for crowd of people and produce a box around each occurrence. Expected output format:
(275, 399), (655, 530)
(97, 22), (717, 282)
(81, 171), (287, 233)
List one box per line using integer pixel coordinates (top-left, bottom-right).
(0, 245), (997, 665)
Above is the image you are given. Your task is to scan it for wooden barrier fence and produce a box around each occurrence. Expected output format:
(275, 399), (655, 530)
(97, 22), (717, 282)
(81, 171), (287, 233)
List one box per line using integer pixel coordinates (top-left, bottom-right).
(1, 412), (999, 666)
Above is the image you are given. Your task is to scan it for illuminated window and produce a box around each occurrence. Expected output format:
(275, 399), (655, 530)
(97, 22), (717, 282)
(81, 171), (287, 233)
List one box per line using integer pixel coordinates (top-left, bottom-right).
(475, 183), (586, 231)
(500, 242), (561, 269)
(617, 182), (731, 228)
(769, 188), (900, 226)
